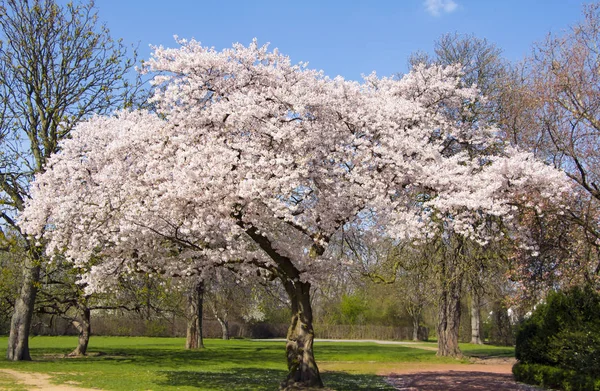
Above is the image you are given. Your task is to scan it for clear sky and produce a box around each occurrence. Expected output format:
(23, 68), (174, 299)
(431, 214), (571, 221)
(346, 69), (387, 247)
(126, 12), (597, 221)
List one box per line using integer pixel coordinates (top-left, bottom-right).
(91, 0), (584, 80)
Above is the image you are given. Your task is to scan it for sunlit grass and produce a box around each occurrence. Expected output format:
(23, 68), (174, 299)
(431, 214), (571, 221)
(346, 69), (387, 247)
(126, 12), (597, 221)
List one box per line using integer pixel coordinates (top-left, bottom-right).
(0, 336), (514, 390)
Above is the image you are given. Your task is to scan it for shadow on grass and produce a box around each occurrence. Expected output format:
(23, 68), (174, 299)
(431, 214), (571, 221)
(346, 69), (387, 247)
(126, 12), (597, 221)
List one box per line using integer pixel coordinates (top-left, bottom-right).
(29, 344), (285, 368)
(129, 347), (281, 367)
(323, 371), (397, 390)
(28, 340), (442, 368)
(159, 368), (284, 391)
(159, 368), (396, 391)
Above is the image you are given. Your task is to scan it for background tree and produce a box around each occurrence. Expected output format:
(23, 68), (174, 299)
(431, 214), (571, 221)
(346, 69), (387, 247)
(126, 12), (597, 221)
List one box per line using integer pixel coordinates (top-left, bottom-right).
(34, 259), (142, 356)
(500, 3), (600, 293)
(409, 32), (507, 123)
(0, 0), (141, 360)
(205, 268), (252, 340)
(408, 33), (512, 352)
(353, 236), (434, 341)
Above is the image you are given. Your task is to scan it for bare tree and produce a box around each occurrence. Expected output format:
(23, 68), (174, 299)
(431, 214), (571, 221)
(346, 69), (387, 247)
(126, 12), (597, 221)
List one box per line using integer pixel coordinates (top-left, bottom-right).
(205, 269), (250, 340)
(502, 4), (600, 288)
(0, 0), (141, 360)
(409, 32), (507, 124)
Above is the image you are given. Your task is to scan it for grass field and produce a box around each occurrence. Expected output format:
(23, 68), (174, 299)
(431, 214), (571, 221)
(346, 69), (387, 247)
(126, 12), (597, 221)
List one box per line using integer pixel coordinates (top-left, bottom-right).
(0, 336), (515, 391)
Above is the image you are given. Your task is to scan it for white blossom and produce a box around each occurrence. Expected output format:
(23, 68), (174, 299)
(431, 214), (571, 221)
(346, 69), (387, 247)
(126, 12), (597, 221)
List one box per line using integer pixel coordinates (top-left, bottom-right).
(20, 40), (571, 292)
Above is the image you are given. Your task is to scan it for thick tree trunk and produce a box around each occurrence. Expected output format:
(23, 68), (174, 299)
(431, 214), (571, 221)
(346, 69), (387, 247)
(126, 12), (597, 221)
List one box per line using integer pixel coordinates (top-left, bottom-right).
(6, 260), (40, 361)
(68, 307), (91, 356)
(216, 316), (230, 340)
(437, 259), (463, 357)
(281, 280), (323, 390)
(185, 280), (205, 350)
(437, 283), (462, 357)
(233, 211), (323, 389)
(470, 291), (483, 345)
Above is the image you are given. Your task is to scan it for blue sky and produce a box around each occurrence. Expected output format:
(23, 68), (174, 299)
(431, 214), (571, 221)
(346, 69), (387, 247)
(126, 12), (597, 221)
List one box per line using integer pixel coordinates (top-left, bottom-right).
(93, 0), (585, 80)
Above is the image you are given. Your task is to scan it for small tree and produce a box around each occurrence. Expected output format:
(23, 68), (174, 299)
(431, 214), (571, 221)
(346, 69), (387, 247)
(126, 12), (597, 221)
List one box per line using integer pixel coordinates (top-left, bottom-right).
(205, 268), (251, 340)
(355, 238), (434, 341)
(503, 4), (600, 291)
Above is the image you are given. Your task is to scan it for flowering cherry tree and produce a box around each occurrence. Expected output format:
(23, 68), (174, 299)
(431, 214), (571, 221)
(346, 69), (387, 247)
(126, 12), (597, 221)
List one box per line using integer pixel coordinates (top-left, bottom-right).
(21, 40), (569, 389)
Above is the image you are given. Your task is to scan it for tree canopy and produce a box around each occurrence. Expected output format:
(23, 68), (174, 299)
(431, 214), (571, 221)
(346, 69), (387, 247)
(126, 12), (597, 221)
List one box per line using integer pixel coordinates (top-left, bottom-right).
(21, 40), (570, 388)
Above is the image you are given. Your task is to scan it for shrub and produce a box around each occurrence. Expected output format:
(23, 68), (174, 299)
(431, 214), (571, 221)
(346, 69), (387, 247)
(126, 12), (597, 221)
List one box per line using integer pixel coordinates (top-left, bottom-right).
(513, 363), (600, 391)
(338, 294), (368, 325)
(145, 320), (169, 337)
(514, 285), (600, 389)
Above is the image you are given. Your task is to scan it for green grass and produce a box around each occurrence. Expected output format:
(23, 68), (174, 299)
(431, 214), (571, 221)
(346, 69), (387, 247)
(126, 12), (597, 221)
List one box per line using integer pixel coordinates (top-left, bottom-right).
(0, 336), (514, 390)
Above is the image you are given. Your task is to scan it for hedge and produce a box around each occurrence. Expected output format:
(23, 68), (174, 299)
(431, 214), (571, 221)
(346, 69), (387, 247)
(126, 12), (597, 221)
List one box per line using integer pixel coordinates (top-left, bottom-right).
(513, 362), (600, 391)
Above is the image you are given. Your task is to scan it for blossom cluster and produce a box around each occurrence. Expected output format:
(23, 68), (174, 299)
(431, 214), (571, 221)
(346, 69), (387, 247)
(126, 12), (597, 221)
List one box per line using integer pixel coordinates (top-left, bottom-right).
(20, 40), (571, 292)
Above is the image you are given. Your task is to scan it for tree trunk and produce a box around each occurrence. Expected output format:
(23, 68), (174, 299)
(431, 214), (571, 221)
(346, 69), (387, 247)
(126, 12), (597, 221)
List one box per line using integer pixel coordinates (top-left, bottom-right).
(68, 307), (91, 356)
(437, 258), (463, 357)
(281, 279), (323, 390)
(208, 293), (230, 341)
(185, 280), (205, 350)
(470, 291), (483, 345)
(490, 300), (513, 346)
(216, 316), (230, 340)
(412, 315), (420, 341)
(233, 213), (323, 389)
(437, 282), (462, 357)
(6, 260), (40, 361)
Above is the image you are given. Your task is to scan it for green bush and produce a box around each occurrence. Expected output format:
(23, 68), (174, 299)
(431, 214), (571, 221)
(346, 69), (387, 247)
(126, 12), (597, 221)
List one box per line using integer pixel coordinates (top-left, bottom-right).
(338, 294), (368, 325)
(145, 320), (169, 337)
(514, 285), (600, 389)
(513, 363), (600, 391)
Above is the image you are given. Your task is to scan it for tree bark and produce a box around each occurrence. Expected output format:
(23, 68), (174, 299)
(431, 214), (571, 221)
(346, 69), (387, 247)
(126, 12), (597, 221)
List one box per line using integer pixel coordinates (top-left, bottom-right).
(6, 260), (40, 361)
(470, 291), (483, 345)
(437, 255), (463, 357)
(208, 292), (231, 341)
(185, 280), (205, 350)
(233, 211), (323, 389)
(281, 279), (323, 390)
(437, 280), (462, 357)
(216, 316), (230, 340)
(68, 307), (91, 356)
(412, 315), (420, 342)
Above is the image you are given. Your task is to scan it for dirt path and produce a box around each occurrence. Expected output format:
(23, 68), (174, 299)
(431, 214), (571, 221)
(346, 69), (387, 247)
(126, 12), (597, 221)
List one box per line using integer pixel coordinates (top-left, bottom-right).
(258, 339), (542, 390)
(0, 369), (100, 391)
(385, 370), (543, 390)
(382, 359), (544, 391)
(0, 352), (539, 391)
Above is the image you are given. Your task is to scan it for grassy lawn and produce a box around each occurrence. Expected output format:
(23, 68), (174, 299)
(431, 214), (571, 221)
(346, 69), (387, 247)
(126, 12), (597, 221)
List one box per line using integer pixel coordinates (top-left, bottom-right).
(0, 336), (514, 391)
